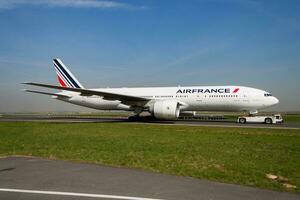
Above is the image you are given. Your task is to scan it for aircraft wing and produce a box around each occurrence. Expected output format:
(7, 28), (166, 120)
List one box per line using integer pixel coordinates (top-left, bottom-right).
(23, 89), (71, 98)
(22, 82), (150, 105)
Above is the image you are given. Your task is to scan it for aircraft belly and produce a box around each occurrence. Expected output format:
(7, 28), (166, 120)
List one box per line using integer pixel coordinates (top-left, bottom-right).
(61, 97), (129, 110)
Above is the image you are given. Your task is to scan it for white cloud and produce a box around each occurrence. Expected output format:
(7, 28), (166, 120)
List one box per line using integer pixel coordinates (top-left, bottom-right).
(0, 0), (144, 10)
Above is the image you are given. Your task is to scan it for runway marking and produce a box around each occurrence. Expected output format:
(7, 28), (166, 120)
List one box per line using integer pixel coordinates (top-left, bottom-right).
(0, 188), (165, 200)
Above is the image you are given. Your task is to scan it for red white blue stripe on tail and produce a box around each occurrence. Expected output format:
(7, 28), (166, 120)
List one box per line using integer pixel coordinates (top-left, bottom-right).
(53, 58), (84, 89)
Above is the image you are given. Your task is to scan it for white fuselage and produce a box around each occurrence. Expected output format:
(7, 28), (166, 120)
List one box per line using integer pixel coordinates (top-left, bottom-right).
(55, 85), (279, 113)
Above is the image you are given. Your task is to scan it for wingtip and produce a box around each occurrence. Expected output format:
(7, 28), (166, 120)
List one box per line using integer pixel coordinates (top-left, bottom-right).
(21, 82), (32, 85)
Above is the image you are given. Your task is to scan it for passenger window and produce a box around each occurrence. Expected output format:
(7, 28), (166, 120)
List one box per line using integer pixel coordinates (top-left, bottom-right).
(264, 93), (272, 97)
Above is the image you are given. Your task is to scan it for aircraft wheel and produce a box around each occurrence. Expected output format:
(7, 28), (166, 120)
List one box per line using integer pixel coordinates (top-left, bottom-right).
(265, 118), (272, 124)
(128, 116), (139, 121)
(239, 118), (246, 124)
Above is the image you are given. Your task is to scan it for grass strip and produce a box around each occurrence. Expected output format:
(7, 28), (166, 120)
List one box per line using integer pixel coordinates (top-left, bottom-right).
(0, 122), (299, 192)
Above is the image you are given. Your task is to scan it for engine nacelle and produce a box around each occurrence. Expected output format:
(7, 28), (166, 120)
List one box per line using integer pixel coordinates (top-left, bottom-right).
(152, 100), (180, 120)
(179, 111), (196, 117)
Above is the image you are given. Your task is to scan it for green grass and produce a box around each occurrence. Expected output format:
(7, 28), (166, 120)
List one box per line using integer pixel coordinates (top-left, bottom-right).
(0, 122), (299, 192)
(283, 115), (300, 122)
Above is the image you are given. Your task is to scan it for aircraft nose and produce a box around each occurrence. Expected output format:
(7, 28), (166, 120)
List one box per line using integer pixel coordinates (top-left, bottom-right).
(272, 97), (279, 105)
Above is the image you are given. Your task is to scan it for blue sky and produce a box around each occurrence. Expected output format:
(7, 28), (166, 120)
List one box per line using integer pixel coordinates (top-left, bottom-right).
(0, 0), (299, 112)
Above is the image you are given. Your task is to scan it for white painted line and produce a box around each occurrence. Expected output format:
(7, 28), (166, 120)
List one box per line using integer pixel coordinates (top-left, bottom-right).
(0, 188), (165, 200)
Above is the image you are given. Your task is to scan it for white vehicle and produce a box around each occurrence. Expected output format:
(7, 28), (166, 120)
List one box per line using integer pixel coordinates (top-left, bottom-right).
(23, 59), (279, 120)
(237, 114), (283, 124)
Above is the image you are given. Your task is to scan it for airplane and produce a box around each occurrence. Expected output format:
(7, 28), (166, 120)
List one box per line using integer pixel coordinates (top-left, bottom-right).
(23, 58), (279, 120)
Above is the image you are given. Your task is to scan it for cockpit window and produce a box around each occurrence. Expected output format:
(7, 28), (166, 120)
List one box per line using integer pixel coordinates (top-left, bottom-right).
(264, 93), (272, 97)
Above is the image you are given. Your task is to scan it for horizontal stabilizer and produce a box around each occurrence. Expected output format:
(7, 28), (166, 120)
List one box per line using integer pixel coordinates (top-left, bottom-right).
(22, 82), (149, 104)
(23, 89), (71, 98)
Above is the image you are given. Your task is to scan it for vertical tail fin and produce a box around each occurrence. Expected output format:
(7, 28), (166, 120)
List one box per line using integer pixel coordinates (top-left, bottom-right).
(53, 58), (84, 89)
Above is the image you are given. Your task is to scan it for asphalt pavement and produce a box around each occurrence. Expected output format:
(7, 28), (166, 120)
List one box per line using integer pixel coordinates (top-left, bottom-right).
(0, 115), (299, 129)
(0, 157), (299, 200)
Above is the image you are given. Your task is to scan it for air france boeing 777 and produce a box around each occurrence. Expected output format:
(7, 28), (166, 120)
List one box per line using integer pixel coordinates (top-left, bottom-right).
(23, 59), (279, 120)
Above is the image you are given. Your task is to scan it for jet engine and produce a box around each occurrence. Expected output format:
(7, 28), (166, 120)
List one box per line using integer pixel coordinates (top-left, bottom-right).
(151, 100), (180, 120)
(179, 111), (196, 117)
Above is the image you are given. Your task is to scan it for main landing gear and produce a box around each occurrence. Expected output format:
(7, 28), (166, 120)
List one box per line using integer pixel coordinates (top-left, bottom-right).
(128, 115), (141, 121)
(128, 114), (156, 122)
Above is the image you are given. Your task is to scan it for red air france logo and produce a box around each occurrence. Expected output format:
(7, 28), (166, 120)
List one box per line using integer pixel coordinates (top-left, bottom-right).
(233, 88), (240, 93)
